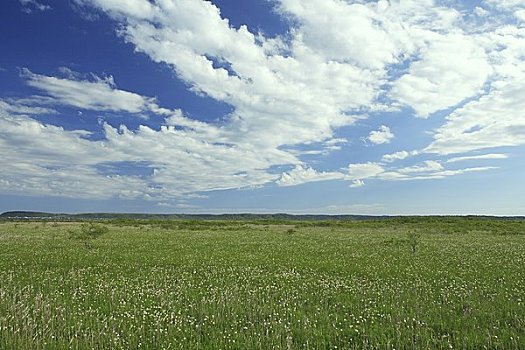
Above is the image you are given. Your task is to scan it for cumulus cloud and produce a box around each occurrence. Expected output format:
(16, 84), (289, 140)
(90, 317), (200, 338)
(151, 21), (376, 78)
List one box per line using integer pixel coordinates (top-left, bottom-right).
(425, 77), (525, 155)
(76, 0), (525, 156)
(277, 165), (344, 187)
(78, 0), (455, 151)
(0, 108), (282, 200)
(2, 0), (525, 201)
(276, 0), (401, 69)
(367, 125), (394, 145)
(390, 35), (492, 118)
(0, 112), (133, 199)
(347, 162), (385, 181)
(381, 150), (417, 163)
(419, 18), (525, 156)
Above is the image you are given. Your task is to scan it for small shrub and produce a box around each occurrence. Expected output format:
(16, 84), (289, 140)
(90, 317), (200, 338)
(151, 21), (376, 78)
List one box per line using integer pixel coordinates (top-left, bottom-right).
(70, 223), (109, 249)
(407, 230), (421, 254)
(82, 223), (109, 238)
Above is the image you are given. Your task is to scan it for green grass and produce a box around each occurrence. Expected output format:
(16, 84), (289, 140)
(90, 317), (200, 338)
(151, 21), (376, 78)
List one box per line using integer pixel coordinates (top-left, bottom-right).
(0, 219), (524, 349)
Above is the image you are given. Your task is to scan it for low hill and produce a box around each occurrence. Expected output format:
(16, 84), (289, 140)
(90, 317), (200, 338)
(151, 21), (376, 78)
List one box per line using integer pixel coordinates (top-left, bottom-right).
(1, 211), (524, 222)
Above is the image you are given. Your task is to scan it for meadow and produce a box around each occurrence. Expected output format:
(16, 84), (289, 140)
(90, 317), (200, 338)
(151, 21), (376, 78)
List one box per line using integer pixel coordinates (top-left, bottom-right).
(0, 218), (524, 349)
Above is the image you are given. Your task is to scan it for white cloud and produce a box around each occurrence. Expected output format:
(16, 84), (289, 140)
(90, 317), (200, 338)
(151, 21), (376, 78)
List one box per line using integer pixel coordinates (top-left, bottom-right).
(20, 0), (51, 13)
(277, 165), (344, 187)
(76, 0), (524, 155)
(446, 153), (508, 163)
(350, 179), (365, 188)
(22, 69), (158, 114)
(474, 7), (489, 17)
(2, 0), (525, 201)
(516, 9), (525, 22)
(483, 0), (525, 10)
(397, 160), (443, 174)
(77, 0), (416, 152)
(390, 35), (492, 118)
(418, 22), (525, 156)
(381, 150), (414, 163)
(367, 125), (394, 145)
(345, 159), (496, 184)
(0, 100), (56, 115)
(324, 138), (347, 146)
(425, 77), (525, 155)
(347, 162), (385, 180)
(380, 166), (497, 181)
(0, 108), (283, 200)
(103, 123), (283, 196)
(276, 0), (401, 69)
(0, 112), (136, 199)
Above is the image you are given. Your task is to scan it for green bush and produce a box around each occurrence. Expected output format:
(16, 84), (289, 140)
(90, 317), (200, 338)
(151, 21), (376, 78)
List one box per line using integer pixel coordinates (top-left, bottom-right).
(70, 223), (109, 249)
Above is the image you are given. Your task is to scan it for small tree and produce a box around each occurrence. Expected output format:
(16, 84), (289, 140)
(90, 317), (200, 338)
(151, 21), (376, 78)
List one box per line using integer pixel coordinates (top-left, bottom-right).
(407, 230), (421, 254)
(70, 223), (109, 249)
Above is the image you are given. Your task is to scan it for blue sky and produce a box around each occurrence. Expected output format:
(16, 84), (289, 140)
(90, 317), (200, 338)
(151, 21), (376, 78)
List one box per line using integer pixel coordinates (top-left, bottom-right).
(1, 0), (524, 215)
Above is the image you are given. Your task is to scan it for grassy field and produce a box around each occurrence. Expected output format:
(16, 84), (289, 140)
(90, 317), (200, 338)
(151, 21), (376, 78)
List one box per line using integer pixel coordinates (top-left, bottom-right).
(0, 218), (524, 349)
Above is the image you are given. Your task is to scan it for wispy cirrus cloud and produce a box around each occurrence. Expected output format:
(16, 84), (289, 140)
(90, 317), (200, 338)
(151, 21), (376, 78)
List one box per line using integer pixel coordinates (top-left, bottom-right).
(21, 69), (158, 115)
(446, 153), (508, 163)
(19, 0), (51, 14)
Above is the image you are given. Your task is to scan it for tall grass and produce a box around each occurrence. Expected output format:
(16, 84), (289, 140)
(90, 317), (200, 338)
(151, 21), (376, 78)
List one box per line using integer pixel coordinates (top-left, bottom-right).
(0, 219), (524, 349)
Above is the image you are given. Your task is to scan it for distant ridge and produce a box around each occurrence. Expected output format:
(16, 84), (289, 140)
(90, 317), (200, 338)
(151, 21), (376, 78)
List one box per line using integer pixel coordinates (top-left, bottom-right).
(1, 211), (524, 221)
(0, 211), (381, 221)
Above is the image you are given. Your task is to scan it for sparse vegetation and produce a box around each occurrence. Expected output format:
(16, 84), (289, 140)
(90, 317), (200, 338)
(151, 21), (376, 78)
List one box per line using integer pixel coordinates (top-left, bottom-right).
(0, 218), (524, 349)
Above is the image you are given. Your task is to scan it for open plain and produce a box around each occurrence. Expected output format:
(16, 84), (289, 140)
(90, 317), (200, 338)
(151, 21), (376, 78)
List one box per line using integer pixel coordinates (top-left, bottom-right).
(0, 218), (524, 349)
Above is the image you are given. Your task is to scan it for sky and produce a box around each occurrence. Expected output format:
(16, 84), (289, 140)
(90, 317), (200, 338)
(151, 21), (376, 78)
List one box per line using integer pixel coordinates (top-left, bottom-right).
(0, 0), (524, 215)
